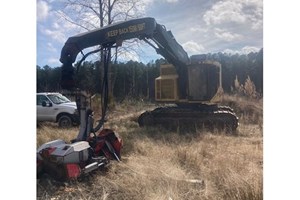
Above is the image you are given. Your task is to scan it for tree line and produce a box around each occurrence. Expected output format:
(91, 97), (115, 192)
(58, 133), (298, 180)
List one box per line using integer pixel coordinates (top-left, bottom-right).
(37, 48), (263, 100)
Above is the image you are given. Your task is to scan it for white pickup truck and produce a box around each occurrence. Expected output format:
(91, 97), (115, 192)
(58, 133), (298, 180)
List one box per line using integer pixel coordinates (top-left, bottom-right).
(37, 92), (79, 127)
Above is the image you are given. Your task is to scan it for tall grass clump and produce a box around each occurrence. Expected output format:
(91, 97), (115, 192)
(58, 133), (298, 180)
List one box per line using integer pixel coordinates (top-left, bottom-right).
(233, 75), (260, 99)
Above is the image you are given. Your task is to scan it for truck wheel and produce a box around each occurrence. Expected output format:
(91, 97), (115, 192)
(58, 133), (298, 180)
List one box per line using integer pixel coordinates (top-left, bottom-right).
(58, 115), (72, 128)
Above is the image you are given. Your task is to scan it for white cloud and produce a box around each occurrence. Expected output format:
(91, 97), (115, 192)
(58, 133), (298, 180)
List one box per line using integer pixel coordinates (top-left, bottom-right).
(203, 0), (246, 25)
(240, 46), (260, 54)
(142, 0), (177, 6)
(201, 0), (262, 51)
(223, 49), (240, 55)
(48, 57), (61, 65)
(222, 46), (260, 55)
(147, 0), (178, 3)
(203, 0), (262, 30)
(182, 41), (205, 55)
(52, 22), (60, 29)
(47, 42), (57, 52)
(251, 19), (263, 30)
(190, 27), (201, 32)
(41, 29), (66, 43)
(214, 28), (243, 41)
(37, 0), (50, 22)
(190, 27), (208, 34)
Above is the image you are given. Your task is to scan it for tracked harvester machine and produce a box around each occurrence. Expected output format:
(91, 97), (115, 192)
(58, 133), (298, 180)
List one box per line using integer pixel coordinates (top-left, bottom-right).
(38, 17), (238, 180)
(59, 17), (238, 131)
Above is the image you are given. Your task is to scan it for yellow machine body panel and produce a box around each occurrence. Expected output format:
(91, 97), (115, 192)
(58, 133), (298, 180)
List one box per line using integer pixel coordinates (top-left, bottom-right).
(155, 64), (179, 101)
(155, 62), (223, 104)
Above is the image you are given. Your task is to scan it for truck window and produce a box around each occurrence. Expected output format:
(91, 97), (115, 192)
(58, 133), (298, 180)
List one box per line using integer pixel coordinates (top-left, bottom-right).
(37, 95), (49, 105)
(47, 94), (71, 104)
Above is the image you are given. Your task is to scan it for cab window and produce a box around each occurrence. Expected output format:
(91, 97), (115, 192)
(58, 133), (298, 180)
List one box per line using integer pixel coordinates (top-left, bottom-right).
(37, 95), (49, 106)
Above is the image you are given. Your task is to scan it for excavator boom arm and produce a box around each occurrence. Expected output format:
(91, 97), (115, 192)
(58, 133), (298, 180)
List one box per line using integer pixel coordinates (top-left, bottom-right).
(60, 17), (189, 68)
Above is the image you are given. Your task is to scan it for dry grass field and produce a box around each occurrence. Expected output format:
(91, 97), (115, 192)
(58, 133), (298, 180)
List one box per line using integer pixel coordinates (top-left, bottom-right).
(36, 95), (263, 200)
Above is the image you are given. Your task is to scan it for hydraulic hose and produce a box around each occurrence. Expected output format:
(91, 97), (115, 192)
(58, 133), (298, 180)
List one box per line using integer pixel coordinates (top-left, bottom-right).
(93, 47), (110, 132)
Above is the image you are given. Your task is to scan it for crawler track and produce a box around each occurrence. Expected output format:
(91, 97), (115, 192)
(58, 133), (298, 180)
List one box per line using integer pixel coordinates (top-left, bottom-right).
(138, 104), (238, 132)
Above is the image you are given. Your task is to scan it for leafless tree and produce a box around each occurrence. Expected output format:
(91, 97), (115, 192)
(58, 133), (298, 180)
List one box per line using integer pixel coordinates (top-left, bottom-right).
(57, 0), (148, 96)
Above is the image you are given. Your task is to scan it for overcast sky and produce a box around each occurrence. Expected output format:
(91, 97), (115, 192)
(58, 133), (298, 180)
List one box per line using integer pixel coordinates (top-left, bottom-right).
(37, 0), (263, 67)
